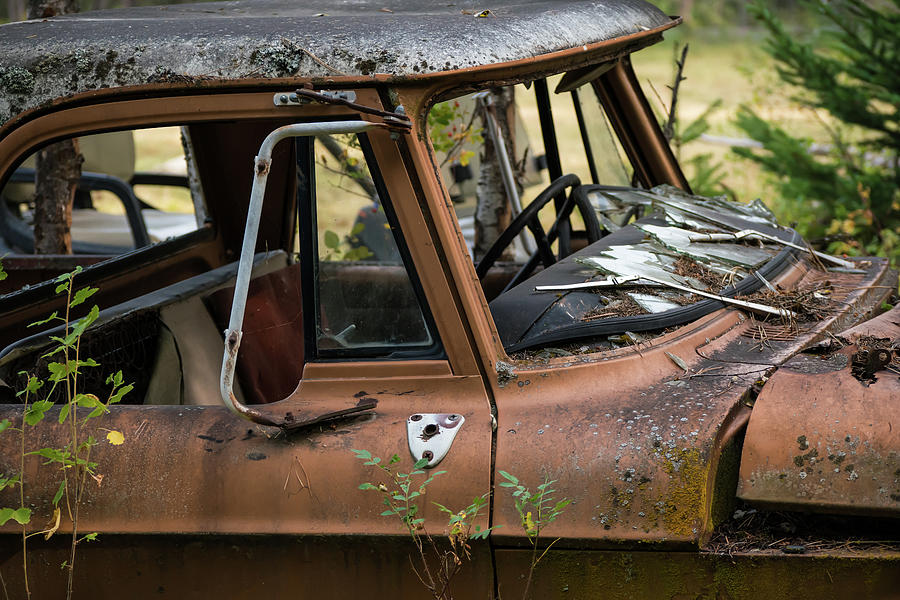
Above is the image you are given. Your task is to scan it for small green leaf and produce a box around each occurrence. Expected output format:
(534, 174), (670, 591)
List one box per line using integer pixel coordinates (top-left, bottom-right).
(324, 230), (340, 249)
(380, 509), (395, 517)
(0, 507), (31, 525)
(0, 474), (20, 491)
(24, 400), (54, 426)
(10, 507), (30, 525)
(28, 447), (70, 464)
(52, 481), (65, 506)
(16, 375), (43, 397)
(106, 370), (125, 387)
(75, 393), (103, 409)
(108, 383), (133, 405)
(413, 458), (429, 469)
(71, 305), (100, 337)
(69, 286), (98, 308)
(0, 419), (10, 433)
(55, 282), (68, 294)
(28, 311), (59, 328)
(350, 222), (366, 236)
(49, 334), (77, 348)
(46, 362), (67, 383)
(351, 449), (372, 460)
(81, 532), (98, 542)
(499, 471), (518, 485)
(58, 403), (70, 424)
(40, 345), (66, 360)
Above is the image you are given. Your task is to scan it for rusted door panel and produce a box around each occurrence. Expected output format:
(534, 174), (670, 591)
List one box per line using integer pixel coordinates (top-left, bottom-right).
(738, 351), (900, 516)
(0, 374), (492, 595)
(0, 535), (493, 599)
(494, 548), (900, 599)
(0, 376), (490, 534)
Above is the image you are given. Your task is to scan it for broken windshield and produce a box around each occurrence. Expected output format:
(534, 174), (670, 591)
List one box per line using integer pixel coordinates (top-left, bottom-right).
(489, 185), (857, 353)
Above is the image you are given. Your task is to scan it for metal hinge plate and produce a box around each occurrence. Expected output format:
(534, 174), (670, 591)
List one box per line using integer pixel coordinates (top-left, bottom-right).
(407, 413), (464, 468)
(274, 90), (357, 106)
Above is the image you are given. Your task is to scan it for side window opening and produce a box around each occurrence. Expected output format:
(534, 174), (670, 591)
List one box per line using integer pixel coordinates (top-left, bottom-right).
(0, 120), (442, 412)
(0, 127), (204, 256)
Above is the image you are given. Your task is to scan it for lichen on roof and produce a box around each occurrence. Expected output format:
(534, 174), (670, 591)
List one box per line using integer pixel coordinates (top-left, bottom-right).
(0, 0), (675, 127)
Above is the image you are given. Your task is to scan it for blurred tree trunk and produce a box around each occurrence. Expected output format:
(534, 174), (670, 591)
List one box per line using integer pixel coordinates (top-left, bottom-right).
(32, 142), (83, 254)
(27, 0), (76, 18)
(6, 0), (25, 21)
(474, 86), (517, 262)
(28, 0), (82, 254)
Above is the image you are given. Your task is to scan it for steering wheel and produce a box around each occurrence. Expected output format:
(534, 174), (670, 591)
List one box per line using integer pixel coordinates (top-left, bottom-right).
(475, 174), (604, 289)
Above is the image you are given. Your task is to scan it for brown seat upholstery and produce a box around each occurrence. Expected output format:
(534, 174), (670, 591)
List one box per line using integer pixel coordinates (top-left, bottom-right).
(206, 263), (304, 405)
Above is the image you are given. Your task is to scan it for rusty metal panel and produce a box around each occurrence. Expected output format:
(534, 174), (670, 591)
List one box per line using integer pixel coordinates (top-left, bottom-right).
(0, 534), (494, 599)
(490, 257), (896, 547)
(492, 310), (761, 546)
(494, 548), (900, 600)
(0, 376), (491, 536)
(739, 344), (900, 516)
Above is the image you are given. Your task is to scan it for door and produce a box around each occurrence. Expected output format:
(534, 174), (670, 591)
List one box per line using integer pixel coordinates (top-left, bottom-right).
(0, 93), (494, 598)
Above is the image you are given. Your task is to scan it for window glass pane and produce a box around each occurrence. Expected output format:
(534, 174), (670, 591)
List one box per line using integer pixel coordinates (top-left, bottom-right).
(313, 134), (437, 356)
(573, 86), (631, 186)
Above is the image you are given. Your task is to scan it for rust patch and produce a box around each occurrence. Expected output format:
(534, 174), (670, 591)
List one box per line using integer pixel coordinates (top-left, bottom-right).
(739, 353), (900, 516)
(255, 158), (271, 177)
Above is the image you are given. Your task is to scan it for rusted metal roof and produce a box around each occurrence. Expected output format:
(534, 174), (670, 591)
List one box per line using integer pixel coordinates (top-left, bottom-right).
(0, 0), (674, 127)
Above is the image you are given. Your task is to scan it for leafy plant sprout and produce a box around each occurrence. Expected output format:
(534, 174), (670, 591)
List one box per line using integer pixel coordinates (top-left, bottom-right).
(427, 99), (482, 169)
(498, 471), (571, 599)
(353, 448), (571, 600)
(0, 266), (131, 599)
(352, 450), (494, 600)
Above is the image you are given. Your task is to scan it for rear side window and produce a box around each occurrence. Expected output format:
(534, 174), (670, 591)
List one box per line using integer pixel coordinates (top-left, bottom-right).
(0, 127), (204, 255)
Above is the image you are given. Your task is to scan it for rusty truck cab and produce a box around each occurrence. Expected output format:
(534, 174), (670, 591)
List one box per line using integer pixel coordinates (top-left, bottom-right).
(0, 1), (897, 598)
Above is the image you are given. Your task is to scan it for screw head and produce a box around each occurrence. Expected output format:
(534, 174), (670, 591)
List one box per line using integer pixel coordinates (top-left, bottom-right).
(410, 414), (422, 422)
(279, 94), (289, 104)
(422, 450), (434, 461)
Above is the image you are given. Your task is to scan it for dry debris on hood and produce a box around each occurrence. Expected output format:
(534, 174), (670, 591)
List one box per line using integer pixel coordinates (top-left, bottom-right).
(850, 335), (899, 384)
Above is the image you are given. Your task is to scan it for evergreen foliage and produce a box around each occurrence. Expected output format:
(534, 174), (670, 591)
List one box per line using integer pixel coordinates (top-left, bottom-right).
(734, 0), (900, 264)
